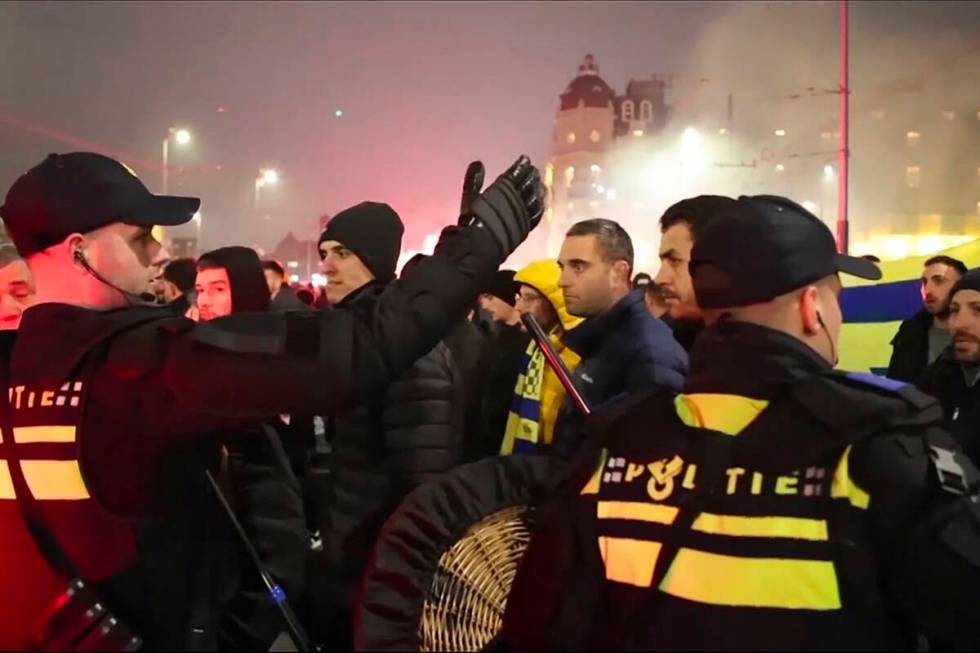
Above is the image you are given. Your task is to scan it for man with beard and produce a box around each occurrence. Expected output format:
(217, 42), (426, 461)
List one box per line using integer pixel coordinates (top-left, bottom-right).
(919, 269), (980, 462)
(654, 195), (737, 351)
(0, 151), (541, 649)
(888, 255), (967, 383)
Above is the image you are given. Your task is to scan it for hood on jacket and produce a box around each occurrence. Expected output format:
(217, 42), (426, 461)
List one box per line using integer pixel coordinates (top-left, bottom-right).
(198, 246), (270, 314)
(515, 260), (583, 333)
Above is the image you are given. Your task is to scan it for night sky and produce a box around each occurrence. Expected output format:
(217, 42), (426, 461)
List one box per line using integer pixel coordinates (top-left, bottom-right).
(1, 1), (977, 254)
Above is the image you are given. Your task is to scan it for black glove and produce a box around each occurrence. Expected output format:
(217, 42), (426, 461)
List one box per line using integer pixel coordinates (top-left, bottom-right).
(459, 155), (543, 259)
(460, 161), (485, 216)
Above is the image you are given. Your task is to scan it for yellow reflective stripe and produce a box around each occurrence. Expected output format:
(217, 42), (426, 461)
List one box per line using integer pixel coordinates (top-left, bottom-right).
(674, 394), (769, 435)
(13, 425), (77, 444)
(599, 536), (662, 587)
(22, 461), (90, 500)
(691, 513), (829, 541)
(0, 462), (15, 499)
(581, 449), (608, 495)
(831, 445), (870, 510)
(598, 501), (679, 525)
(660, 548), (841, 610)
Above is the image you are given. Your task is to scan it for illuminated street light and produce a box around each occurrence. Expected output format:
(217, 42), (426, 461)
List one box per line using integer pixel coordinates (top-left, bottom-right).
(262, 168), (280, 185)
(774, 129), (787, 137)
(776, 164), (785, 172)
(255, 169), (281, 209)
(824, 164), (835, 181)
(162, 127), (192, 194)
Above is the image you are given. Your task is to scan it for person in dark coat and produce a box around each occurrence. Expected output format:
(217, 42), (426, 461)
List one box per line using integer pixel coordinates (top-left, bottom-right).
(919, 269), (980, 462)
(192, 246), (312, 650)
(888, 255), (967, 383)
(159, 257), (197, 316)
(310, 202), (467, 649)
(554, 219), (688, 459)
(262, 259), (310, 311)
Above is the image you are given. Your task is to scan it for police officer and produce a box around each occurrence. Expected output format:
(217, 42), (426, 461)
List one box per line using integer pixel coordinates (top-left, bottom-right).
(0, 151), (541, 650)
(503, 195), (980, 650)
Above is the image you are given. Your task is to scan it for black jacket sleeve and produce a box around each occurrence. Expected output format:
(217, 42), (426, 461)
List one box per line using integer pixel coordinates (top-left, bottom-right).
(106, 226), (499, 432)
(381, 341), (465, 494)
(852, 429), (980, 649)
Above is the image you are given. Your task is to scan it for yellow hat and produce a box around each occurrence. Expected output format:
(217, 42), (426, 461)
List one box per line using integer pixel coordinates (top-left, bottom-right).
(515, 259), (583, 332)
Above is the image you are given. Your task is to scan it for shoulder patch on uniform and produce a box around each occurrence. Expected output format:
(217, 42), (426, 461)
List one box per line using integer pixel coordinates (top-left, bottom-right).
(842, 371), (908, 393)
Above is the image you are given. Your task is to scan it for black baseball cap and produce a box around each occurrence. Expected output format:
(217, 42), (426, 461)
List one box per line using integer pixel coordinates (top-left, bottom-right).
(0, 152), (200, 256)
(690, 195), (881, 309)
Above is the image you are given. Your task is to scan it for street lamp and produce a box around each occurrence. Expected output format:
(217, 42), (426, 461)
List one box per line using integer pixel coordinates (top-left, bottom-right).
(162, 127), (192, 194)
(255, 168), (280, 210)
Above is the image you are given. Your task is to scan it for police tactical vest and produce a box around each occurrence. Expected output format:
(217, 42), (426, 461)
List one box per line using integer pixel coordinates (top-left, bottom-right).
(578, 371), (941, 651)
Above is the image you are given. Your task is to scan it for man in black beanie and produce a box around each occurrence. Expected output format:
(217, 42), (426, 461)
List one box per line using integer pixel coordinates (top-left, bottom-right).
(313, 202), (466, 649)
(479, 268), (521, 326)
(920, 268), (980, 462)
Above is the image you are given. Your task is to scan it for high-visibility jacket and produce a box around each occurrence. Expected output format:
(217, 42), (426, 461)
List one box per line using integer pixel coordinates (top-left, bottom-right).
(504, 320), (980, 651)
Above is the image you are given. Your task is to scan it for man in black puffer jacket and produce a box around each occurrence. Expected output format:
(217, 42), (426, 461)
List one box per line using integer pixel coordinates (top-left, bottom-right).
(310, 202), (465, 649)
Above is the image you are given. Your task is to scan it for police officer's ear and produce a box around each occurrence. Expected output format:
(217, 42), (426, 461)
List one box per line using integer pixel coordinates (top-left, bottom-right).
(65, 234), (90, 276)
(799, 285), (822, 336)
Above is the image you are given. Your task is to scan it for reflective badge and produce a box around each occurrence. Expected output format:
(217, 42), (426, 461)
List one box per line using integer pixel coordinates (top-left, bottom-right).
(843, 371), (908, 393)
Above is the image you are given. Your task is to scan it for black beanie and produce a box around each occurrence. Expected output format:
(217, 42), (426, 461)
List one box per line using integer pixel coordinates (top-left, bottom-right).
(950, 268), (980, 300)
(319, 202), (404, 283)
(198, 246), (271, 313)
(483, 269), (518, 306)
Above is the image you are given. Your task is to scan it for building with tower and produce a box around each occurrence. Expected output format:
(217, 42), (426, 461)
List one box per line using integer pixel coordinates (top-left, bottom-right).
(542, 55), (671, 260)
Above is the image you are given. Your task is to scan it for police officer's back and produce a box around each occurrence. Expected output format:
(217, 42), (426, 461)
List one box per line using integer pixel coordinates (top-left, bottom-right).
(503, 195), (980, 650)
(0, 151), (542, 649)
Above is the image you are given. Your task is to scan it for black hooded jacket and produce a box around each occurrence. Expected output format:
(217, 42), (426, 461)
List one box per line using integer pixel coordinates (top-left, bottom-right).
(310, 281), (465, 645)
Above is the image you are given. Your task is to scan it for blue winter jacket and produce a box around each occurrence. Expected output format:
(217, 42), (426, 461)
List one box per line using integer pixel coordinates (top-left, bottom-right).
(554, 289), (688, 457)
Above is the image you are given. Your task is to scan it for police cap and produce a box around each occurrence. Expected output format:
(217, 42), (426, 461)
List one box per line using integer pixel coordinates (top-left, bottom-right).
(1, 152), (199, 256)
(691, 195), (881, 308)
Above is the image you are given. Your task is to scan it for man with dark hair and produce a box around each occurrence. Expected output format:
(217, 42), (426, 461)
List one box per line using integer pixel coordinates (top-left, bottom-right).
(313, 201), (467, 648)
(655, 195), (737, 350)
(158, 257), (197, 315)
(555, 218), (687, 459)
(0, 243), (35, 330)
(888, 254), (967, 383)
(262, 259), (308, 310)
(191, 246), (310, 650)
(919, 268), (980, 462)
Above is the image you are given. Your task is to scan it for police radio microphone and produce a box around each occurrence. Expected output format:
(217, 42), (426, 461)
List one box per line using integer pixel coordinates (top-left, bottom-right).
(816, 312), (838, 365)
(73, 250), (159, 306)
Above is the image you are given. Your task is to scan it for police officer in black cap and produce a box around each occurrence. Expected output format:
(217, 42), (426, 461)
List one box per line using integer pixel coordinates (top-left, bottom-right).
(0, 151), (542, 650)
(503, 195), (980, 650)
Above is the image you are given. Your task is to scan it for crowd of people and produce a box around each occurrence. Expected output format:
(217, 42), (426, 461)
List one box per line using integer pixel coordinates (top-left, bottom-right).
(0, 150), (978, 651)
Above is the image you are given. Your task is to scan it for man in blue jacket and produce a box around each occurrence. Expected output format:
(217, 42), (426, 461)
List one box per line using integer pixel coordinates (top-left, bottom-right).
(554, 219), (688, 458)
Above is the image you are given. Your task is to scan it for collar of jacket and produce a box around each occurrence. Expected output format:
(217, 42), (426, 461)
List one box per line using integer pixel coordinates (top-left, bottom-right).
(686, 318), (831, 399)
(565, 289), (645, 357)
(336, 280), (387, 310)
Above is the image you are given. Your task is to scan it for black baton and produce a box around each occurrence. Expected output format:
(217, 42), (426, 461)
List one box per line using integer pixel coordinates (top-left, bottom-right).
(521, 313), (591, 416)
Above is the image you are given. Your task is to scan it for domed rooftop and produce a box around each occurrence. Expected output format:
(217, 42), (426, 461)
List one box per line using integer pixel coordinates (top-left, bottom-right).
(559, 54), (615, 111)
